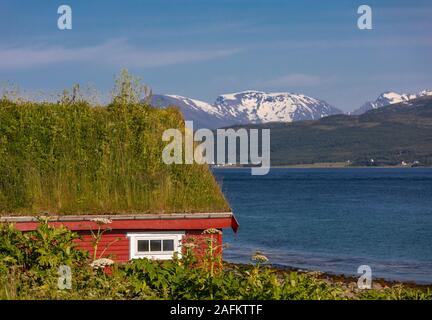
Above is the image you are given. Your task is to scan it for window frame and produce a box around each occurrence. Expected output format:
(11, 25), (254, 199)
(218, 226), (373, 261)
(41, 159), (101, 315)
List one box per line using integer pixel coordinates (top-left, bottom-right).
(127, 231), (185, 260)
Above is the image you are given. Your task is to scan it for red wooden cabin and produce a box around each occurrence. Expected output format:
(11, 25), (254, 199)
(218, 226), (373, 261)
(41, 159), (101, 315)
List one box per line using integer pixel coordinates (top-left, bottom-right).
(1, 213), (239, 262)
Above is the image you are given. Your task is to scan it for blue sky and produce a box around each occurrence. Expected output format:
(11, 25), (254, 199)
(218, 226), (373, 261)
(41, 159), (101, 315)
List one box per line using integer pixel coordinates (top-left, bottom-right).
(0, 0), (431, 111)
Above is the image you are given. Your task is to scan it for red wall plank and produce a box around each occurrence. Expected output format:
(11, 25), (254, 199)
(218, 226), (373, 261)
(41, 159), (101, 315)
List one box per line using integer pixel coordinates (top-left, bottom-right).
(75, 230), (130, 262)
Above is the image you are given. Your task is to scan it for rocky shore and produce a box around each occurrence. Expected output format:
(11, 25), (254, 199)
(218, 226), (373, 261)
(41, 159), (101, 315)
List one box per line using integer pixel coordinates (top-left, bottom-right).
(226, 262), (432, 299)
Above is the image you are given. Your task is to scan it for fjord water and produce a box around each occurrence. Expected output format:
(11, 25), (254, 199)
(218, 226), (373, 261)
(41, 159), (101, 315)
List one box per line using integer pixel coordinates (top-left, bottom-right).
(213, 168), (432, 284)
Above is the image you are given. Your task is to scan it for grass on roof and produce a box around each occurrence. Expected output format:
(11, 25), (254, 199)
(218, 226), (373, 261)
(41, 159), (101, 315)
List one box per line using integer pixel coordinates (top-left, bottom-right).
(0, 73), (230, 216)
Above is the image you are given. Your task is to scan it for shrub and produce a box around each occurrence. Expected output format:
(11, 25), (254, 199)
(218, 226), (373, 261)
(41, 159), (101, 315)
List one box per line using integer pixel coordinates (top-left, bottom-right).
(1, 221), (431, 300)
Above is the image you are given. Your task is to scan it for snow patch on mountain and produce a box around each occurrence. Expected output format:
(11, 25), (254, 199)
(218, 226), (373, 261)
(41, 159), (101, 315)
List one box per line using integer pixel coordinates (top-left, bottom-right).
(352, 90), (432, 115)
(151, 94), (228, 129)
(213, 90), (342, 125)
(163, 94), (222, 116)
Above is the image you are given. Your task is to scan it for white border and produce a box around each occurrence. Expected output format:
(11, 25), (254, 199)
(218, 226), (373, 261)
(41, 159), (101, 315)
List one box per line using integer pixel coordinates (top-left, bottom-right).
(126, 231), (185, 260)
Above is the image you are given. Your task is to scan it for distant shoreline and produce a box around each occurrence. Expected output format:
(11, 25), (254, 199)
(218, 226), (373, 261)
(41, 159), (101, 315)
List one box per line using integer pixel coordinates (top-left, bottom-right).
(213, 162), (431, 169)
(272, 163), (430, 169)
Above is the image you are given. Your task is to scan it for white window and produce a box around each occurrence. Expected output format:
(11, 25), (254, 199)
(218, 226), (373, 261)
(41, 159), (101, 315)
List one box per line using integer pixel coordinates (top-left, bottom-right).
(127, 231), (184, 260)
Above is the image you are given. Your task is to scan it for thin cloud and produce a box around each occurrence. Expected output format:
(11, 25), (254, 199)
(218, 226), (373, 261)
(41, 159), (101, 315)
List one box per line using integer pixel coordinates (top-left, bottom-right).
(0, 39), (240, 69)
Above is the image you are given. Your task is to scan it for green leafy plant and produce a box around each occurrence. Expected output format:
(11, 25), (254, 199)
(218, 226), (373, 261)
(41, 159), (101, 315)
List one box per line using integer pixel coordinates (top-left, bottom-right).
(1, 222), (431, 300)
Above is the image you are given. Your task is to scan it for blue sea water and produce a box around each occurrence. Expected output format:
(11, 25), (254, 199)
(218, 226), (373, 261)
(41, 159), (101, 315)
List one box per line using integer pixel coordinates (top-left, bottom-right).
(213, 168), (432, 284)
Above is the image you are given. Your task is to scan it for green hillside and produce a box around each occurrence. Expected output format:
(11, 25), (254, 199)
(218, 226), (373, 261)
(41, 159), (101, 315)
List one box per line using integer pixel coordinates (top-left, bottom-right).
(0, 77), (230, 215)
(229, 96), (432, 166)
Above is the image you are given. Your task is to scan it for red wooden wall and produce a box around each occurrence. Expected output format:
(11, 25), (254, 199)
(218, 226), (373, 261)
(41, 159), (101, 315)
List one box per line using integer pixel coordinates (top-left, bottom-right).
(76, 230), (130, 262)
(75, 229), (223, 263)
(8, 216), (236, 263)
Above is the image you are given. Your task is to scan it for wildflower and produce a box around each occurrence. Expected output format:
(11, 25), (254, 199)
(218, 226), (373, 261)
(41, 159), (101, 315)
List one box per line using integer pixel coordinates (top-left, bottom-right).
(182, 242), (197, 249)
(251, 252), (269, 264)
(90, 217), (112, 225)
(90, 258), (114, 269)
(202, 228), (222, 235)
(37, 215), (53, 222)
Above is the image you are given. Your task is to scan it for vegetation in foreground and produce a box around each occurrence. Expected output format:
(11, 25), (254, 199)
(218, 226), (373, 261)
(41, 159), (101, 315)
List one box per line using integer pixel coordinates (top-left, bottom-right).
(0, 221), (431, 300)
(0, 71), (229, 215)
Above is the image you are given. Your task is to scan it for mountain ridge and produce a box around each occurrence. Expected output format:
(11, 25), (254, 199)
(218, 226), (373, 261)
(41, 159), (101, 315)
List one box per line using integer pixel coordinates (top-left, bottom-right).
(151, 88), (432, 128)
(351, 89), (432, 115)
(151, 90), (342, 128)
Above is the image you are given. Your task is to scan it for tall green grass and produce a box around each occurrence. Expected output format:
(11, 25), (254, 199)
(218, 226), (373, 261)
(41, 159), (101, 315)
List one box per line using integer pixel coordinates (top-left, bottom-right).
(0, 74), (230, 215)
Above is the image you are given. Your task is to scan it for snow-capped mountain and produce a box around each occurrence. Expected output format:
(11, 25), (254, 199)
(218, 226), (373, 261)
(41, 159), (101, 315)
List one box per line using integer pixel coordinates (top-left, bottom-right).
(151, 94), (228, 129)
(352, 90), (432, 115)
(152, 91), (342, 129)
(213, 90), (342, 125)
